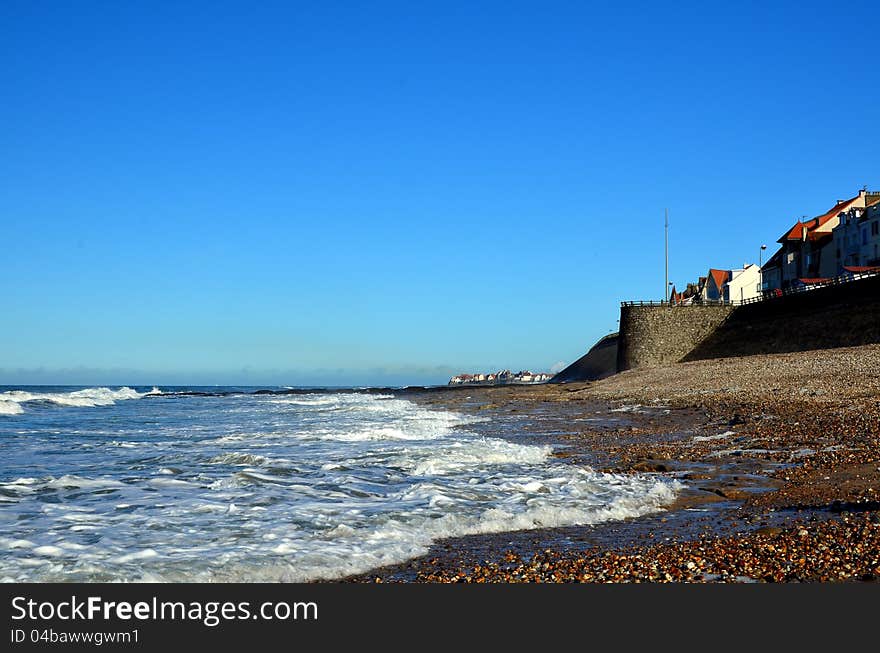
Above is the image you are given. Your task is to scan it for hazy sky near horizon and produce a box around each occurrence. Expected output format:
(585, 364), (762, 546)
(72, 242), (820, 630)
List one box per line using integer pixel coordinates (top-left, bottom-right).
(3, 0), (878, 385)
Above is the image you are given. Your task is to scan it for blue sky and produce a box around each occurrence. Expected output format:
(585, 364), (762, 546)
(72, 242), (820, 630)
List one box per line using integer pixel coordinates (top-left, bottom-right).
(2, 1), (877, 386)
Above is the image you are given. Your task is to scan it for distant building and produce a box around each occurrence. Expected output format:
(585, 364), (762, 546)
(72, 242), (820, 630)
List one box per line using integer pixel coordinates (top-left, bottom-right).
(447, 368), (551, 386)
(670, 284), (701, 305)
(702, 269), (730, 301)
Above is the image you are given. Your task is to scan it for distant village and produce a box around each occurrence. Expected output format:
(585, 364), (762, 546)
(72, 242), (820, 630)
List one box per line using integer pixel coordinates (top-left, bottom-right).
(670, 188), (880, 305)
(448, 370), (554, 386)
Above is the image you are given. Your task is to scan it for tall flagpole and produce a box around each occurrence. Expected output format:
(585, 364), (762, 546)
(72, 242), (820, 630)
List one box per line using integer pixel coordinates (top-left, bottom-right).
(664, 208), (669, 302)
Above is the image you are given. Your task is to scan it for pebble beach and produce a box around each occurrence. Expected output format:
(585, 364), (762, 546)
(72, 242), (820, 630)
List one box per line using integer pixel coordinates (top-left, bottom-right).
(351, 344), (880, 582)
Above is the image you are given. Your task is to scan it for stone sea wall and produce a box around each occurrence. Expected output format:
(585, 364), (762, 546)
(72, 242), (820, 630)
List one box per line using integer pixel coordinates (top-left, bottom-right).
(617, 304), (733, 371)
(684, 274), (880, 361)
(617, 274), (880, 371)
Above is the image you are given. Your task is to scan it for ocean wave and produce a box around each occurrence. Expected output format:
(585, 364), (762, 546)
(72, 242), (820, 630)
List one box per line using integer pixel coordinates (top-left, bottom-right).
(0, 475), (125, 497)
(0, 387), (153, 416)
(44, 475), (125, 491)
(294, 475), (678, 582)
(159, 471), (680, 582)
(207, 453), (273, 466)
(0, 389), (682, 583)
(0, 401), (24, 416)
(404, 438), (553, 476)
(269, 396), (340, 407)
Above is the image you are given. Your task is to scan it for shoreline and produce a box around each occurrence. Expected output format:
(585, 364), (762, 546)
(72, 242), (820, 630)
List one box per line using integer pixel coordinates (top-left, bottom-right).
(344, 345), (880, 582)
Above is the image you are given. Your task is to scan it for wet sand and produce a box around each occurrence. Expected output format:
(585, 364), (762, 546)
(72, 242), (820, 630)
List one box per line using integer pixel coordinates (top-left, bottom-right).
(345, 345), (880, 582)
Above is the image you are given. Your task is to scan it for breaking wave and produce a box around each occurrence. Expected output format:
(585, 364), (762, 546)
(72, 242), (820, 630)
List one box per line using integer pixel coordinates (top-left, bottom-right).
(0, 387), (159, 416)
(0, 389), (681, 582)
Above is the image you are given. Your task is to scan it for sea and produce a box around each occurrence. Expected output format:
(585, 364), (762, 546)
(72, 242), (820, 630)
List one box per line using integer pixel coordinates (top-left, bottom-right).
(0, 385), (680, 582)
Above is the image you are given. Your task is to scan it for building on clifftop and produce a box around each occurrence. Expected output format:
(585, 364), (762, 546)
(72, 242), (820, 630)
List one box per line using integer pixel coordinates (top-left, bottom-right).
(831, 198), (880, 270)
(762, 189), (880, 291)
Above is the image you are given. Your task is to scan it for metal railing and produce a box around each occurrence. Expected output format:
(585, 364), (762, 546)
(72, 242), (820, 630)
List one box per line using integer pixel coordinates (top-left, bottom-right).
(735, 269), (880, 305)
(622, 269), (880, 308)
(620, 299), (728, 307)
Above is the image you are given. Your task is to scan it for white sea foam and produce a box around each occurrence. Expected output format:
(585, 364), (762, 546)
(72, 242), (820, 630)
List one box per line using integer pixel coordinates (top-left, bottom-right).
(0, 479), (38, 495)
(0, 390), (681, 583)
(693, 430), (735, 443)
(313, 425), (441, 442)
(0, 401), (23, 416)
(207, 453), (272, 466)
(0, 538), (35, 549)
(270, 396), (339, 407)
(113, 549), (158, 564)
(33, 546), (65, 557)
(192, 450), (680, 582)
(44, 476), (124, 491)
(610, 404), (642, 412)
(147, 478), (197, 488)
(166, 472), (679, 583)
(405, 438), (553, 476)
(0, 387), (149, 416)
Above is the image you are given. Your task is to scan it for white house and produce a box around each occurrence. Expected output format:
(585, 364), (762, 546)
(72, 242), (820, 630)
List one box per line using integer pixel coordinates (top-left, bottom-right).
(723, 264), (761, 304)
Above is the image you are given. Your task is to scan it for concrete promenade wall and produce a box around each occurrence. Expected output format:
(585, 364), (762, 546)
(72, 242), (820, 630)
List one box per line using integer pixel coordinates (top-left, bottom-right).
(683, 274), (880, 361)
(617, 304), (734, 371)
(617, 274), (880, 371)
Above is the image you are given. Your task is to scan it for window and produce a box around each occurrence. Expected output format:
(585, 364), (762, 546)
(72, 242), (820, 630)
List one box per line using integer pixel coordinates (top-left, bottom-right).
(862, 228), (869, 245)
(873, 221), (879, 237)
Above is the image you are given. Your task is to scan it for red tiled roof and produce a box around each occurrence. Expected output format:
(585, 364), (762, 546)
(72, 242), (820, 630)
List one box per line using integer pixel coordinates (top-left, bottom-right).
(708, 268), (730, 289)
(778, 195), (860, 243)
(797, 278), (831, 284)
(814, 200), (856, 229)
(843, 266), (880, 273)
(780, 219), (816, 242)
